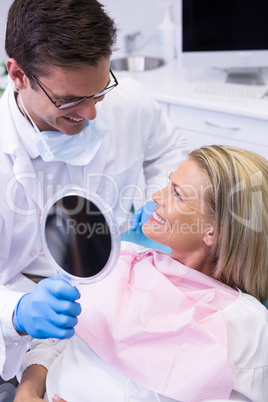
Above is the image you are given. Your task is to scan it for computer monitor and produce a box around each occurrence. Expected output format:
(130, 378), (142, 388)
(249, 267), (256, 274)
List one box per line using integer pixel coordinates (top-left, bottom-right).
(181, 0), (268, 84)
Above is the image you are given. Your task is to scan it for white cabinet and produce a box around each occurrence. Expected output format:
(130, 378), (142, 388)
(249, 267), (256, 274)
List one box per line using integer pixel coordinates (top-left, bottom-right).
(168, 103), (268, 159)
(116, 60), (268, 159)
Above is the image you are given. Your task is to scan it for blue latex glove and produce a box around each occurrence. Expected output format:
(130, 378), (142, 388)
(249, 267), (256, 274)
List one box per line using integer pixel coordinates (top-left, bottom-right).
(130, 201), (156, 231)
(13, 276), (81, 339)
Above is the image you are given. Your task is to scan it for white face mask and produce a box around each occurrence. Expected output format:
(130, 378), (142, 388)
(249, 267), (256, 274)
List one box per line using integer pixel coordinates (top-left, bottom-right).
(18, 91), (107, 166)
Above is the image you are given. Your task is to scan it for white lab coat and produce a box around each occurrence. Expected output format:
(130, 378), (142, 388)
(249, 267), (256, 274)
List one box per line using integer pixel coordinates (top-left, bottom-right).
(20, 243), (268, 402)
(0, 78), (189, 379)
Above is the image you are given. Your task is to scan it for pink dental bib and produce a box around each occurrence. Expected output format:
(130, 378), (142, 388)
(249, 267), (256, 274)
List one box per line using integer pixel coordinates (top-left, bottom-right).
(76, 250), (238, 401)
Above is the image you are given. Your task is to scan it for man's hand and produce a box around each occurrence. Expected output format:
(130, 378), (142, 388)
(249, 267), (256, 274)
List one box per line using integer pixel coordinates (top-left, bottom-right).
(13, 277), (81, 339)
(130, 201), (156, 231)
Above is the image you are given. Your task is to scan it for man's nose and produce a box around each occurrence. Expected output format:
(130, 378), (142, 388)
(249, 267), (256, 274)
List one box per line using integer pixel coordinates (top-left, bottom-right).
(75, 97), (98, 120)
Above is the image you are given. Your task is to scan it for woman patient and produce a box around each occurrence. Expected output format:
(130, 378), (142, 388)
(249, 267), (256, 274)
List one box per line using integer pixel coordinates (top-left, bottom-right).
(15, 145), (268, 402)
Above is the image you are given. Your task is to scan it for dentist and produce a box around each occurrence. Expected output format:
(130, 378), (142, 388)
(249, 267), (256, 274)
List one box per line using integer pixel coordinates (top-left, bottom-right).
(0, 0), (188, 380)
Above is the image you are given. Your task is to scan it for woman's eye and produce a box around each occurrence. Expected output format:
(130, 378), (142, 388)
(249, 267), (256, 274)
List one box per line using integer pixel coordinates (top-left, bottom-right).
(174, 187), (182, 200)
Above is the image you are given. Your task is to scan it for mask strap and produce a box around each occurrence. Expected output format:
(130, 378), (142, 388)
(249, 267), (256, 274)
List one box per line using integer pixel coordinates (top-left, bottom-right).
(18, 91), (40, 133)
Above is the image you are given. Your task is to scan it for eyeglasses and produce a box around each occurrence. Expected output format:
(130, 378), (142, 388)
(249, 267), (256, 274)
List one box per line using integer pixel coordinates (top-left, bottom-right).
(31, 69), (118, 110)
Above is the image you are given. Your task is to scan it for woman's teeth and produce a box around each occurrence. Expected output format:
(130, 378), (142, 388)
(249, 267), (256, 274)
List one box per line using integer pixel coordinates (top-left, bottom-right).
(153, 211), (166, 224)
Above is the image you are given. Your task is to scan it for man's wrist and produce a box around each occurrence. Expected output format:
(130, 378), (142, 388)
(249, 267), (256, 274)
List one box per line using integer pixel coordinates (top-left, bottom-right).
(12, 311), (28, 336)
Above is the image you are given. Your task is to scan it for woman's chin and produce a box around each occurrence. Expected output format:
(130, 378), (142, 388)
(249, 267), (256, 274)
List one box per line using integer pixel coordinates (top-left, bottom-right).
(142, 220), (166, 241)
(142, 221), (150, 236)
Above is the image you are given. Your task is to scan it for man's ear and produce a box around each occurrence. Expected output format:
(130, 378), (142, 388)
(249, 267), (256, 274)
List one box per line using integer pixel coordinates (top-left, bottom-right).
(203, 226), (214, 247)
(6, 58), (27, 90)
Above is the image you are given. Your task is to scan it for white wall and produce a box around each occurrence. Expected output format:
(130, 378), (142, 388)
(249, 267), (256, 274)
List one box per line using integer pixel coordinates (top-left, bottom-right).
(0, 0), (181, 62)
(0, 0), (13, 62)
(103, 0), (181, 55)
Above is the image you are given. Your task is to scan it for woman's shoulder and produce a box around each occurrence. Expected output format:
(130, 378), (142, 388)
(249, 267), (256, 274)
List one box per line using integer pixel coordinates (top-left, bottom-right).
(223, 291), (268, 368)
(224, 291), (268, 322)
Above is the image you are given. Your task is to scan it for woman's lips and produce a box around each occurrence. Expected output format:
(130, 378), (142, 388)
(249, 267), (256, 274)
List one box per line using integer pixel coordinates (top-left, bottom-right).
(149, 211), (166, 225)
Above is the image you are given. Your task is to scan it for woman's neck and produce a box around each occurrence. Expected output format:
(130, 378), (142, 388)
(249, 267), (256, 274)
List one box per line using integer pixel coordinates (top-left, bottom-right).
(170, 248), (213, 277)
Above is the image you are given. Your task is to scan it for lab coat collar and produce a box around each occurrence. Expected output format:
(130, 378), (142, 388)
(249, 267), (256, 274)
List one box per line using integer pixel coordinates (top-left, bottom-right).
(0, 83), (114, 212)
(13, 88), (40, 159)
(0, 84), (44, 211)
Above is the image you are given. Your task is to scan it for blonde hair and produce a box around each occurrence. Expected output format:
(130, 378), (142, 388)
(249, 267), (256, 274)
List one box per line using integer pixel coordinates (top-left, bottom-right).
(189, 145), (268, 302)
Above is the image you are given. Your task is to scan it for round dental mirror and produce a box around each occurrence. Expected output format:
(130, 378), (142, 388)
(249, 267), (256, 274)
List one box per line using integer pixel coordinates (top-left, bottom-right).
(40, 187), (120, 284)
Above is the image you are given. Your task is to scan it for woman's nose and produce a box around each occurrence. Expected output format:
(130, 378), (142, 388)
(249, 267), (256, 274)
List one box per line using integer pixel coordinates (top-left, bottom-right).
(152, 186), (167, 207)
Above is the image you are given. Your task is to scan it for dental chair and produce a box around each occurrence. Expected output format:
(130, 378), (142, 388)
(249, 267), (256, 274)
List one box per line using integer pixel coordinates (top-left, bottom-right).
(263, 299), (268, 309)
(0, 378), (17, 402)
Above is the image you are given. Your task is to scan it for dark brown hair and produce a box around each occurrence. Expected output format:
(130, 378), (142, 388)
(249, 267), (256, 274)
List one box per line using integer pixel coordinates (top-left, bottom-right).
(5, 0), (117, 78)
